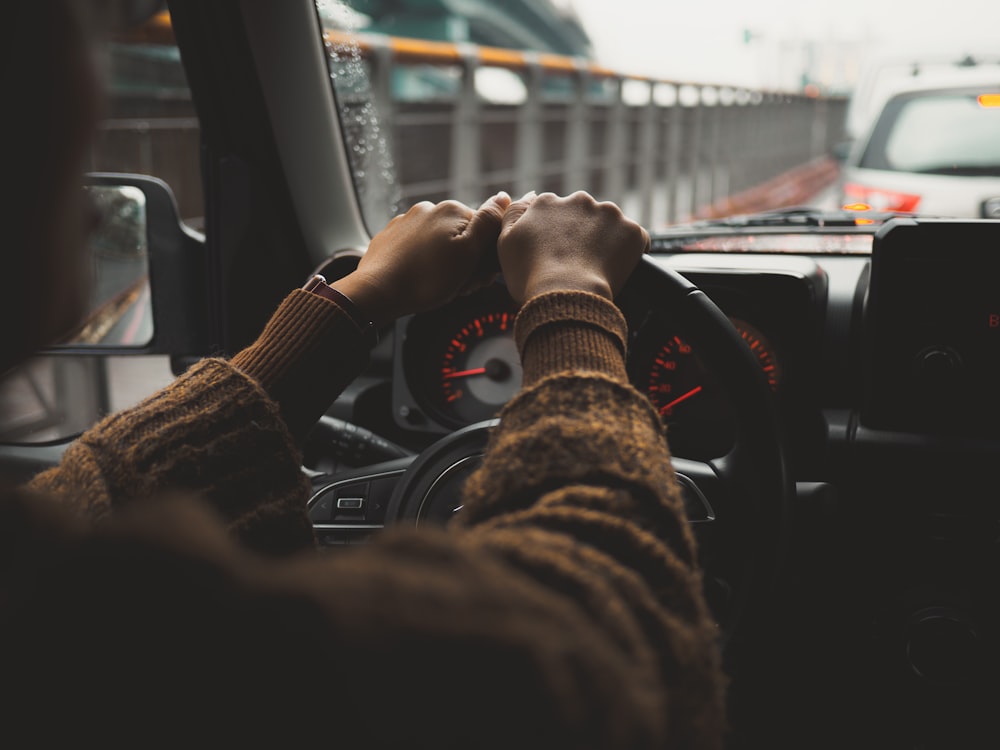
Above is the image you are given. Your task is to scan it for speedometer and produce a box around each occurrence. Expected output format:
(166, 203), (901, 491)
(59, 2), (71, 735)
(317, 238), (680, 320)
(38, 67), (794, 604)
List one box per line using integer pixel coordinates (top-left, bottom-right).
(438, 310), (522, 423)
(401, 286), (522, 429)
(644, 334), (722, 421)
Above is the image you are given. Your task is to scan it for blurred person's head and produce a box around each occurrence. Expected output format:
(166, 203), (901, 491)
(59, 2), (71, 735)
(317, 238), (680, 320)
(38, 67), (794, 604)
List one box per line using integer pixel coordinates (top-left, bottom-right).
(0, 1), (161, 373)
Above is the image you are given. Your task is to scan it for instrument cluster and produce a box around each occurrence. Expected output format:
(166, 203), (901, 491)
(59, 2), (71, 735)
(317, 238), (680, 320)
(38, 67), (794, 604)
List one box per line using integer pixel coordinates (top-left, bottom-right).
(391, 265), (820, 462)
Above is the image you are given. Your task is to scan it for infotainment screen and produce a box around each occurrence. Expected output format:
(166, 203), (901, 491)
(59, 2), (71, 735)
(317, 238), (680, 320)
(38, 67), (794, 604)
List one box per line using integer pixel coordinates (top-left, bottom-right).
(862, 218), (1000, 436)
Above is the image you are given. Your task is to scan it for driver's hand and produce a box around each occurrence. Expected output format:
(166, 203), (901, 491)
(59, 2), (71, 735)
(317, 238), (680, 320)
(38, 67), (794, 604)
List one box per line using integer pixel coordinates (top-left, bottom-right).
(497, 191), (649, 305)
(333, 193), (510, 326)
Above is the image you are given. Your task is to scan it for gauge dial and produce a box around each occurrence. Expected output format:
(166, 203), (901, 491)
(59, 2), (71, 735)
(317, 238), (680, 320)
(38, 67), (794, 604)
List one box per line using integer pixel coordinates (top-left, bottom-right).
(438, 311), (522, 424)
(642, 334), (729, 423)
(402, 288), (522, 428)
(734, 319), (782, 391)
(630, 316), (781, 458)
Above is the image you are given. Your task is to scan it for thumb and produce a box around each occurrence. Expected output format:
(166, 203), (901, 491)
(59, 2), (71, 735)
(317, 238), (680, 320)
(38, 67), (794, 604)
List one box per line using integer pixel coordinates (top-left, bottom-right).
(500, 190), (536, 238)
(462, 191), (511, 280)
(483, 189), (512, 215)
(462, 191), (511, 242)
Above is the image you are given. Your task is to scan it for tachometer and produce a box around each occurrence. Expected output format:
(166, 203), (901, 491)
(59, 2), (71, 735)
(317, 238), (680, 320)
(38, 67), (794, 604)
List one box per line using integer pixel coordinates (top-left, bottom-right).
(630, 316), (781, 458)
(734, 319), (781, 392)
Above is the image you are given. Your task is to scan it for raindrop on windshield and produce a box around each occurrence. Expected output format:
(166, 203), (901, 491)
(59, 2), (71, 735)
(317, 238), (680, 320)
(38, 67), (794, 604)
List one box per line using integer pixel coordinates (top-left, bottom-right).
(315, 0), (401, 232)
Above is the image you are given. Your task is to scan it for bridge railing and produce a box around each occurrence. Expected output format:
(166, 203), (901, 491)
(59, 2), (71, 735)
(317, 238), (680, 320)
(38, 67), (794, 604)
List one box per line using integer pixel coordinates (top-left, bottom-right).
(325, 29), (847, 232)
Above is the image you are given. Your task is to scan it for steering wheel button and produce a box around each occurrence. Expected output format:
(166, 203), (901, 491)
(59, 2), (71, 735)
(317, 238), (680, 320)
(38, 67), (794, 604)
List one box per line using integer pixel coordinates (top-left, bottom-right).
(309, 493), (336, 522)
(367, 474), (401, 523)
(332, 481), (370, 521)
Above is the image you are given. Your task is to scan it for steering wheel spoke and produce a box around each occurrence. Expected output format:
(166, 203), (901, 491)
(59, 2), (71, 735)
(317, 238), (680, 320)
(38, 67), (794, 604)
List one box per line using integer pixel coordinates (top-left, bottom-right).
(671, 457), (720, 524)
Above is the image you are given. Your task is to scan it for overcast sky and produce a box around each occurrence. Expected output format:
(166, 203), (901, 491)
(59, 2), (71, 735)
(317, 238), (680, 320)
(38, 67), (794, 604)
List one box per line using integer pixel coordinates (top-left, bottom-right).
(561, 0), (1000, 91)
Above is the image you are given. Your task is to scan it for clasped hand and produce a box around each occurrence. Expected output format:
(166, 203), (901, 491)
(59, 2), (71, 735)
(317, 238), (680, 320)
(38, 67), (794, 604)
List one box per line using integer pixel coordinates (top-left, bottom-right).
(333, 191), (650, 327)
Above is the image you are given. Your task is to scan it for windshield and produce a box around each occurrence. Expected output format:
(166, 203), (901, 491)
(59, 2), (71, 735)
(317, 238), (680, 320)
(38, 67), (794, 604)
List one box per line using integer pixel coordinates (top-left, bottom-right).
(311, 0), (1000, 230)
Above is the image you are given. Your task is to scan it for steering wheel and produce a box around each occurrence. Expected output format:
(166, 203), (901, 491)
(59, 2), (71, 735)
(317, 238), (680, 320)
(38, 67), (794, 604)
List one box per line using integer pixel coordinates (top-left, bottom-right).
(378, 255), (794, 655)
(308, 255), (792, 659)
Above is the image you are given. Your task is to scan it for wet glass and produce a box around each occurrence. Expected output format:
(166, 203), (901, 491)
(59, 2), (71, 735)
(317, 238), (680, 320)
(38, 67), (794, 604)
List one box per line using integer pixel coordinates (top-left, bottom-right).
(317, 0), (401, 233)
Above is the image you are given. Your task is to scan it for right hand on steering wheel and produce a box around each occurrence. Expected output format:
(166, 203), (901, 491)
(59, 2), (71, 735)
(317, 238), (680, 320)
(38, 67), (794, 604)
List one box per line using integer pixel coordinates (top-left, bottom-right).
(497, 191), (650, 305)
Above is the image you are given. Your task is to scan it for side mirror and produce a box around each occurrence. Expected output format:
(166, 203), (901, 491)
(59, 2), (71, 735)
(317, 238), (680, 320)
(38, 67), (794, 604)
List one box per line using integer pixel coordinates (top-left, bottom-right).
(48, 173), (214, 373)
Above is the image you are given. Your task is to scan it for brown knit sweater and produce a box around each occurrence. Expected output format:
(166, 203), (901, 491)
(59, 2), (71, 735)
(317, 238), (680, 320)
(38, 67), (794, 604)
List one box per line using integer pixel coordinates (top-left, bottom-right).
(0, 289), (725, 748)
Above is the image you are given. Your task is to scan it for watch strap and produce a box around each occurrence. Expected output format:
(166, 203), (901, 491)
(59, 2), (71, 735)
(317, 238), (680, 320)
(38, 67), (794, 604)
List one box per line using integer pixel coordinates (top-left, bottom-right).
(302, 274), (379, 348)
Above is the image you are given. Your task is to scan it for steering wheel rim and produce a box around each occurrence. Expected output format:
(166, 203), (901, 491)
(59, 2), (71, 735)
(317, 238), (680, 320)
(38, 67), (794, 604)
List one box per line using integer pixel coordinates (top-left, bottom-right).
(625, 258), (793, 653)
(382, 255), (794, 653)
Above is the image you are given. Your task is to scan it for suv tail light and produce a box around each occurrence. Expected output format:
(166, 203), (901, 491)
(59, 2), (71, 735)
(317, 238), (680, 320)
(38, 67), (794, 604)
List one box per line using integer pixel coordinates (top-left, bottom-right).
(843, 183), (921, 213)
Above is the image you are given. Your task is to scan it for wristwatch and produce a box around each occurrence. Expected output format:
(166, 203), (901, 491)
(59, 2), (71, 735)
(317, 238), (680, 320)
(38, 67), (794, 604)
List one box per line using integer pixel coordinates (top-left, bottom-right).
(302, 274), (379, 348)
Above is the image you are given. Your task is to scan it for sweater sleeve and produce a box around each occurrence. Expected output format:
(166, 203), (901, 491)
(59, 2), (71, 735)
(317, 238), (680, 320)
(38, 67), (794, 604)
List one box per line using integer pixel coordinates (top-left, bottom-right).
(11, 288), (727, 748)
(449, 289), (727, 748)
(26, 289), (369, 555)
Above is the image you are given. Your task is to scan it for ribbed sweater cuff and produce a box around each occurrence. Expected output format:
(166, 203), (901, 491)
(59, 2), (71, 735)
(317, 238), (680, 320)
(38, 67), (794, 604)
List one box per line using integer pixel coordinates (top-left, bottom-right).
(514, 290), (629, 386)
(228, 289), (372, 443)
(230, 289), (367, 392)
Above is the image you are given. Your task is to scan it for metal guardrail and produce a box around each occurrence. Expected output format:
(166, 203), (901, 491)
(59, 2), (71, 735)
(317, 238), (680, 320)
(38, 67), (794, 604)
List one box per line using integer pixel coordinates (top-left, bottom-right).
(323, 29), (847, 230)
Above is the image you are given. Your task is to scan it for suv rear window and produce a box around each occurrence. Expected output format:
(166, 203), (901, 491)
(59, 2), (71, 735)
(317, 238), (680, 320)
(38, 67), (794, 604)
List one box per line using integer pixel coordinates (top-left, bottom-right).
(859, 90), (1000, 175)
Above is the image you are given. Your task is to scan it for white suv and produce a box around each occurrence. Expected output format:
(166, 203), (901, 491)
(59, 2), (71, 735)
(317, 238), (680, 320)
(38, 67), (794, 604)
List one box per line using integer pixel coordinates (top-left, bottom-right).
(838, 59), (1000, 218)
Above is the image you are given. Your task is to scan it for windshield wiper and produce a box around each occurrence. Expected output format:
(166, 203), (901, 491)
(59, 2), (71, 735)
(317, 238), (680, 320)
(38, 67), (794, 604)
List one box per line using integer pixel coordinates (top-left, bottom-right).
(689, 206), (891, 228)
(915, 165), (1000, 177)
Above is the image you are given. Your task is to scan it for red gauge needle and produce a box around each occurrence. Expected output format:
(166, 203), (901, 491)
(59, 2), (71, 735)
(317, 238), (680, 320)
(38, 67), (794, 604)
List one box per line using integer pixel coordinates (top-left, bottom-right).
(443, 367), (487, 379)
(659, 385), (703, 414)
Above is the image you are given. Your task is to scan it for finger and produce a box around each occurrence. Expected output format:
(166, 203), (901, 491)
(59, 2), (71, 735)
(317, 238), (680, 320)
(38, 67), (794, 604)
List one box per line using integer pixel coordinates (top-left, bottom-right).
(461, 193), (509, 277)
(500, 198), (535, 237)
(462, 191), (510, 239)
(460, 193), (510, 280)
(408, 200), (436, 214)
(482, 190), (512, 212)
(438, 199), (475, 217)
(568, 189), (597, 204)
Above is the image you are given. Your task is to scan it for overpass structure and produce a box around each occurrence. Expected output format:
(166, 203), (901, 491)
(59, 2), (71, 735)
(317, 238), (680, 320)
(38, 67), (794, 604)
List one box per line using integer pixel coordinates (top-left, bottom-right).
(327, 0), (593, 57)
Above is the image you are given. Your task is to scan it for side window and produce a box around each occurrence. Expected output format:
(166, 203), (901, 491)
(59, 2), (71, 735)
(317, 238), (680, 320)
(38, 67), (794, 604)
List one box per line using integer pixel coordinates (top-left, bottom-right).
(0, 15), (197, 444)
